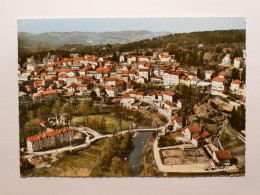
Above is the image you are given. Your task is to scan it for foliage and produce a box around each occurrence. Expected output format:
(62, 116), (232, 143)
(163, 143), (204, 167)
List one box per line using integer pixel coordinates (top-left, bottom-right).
(229, 105), (246, 131)
(91, 133), (133, 176)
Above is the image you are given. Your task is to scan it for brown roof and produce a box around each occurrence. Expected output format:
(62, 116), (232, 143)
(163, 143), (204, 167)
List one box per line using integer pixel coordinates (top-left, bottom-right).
(164, 91), (175, 96)
(175, 117), (183, 123)
(200, 131), (210, 139)
(215, 150), (232, 160)
(187, 125), (202, 133)
(212, 77), (225, 82)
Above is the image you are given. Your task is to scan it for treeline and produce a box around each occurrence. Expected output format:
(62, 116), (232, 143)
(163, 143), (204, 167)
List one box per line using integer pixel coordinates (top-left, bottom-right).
(229, 105), (246, 131)
(91, 133), (133, 176)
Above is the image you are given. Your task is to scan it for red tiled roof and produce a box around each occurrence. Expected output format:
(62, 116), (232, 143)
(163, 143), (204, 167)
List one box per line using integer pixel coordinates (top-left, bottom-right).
(129, 90), (137, 94)
(212, 77), (225, 82)
(200, 131), (210, 139)
(139, 69), (149, 72)
(164, 91), (175, 96)
(137, 92), (144, 95)
(104, 77), (117, 81)
(107, 86), (116, 91)
(232, 80), (240, 84)
(192, 134), (201, 140)
(116, 80), (124, 85)
(164, 100), (173, 106)
(175, 117), (183, 123)
(78, 84), (88, 87)
(235, 57), (242, 61)
(187, 125), (202, 133)
(127, 85), (134, 89)
(215, 150), (232, 160)
(40, 90), (58, 95)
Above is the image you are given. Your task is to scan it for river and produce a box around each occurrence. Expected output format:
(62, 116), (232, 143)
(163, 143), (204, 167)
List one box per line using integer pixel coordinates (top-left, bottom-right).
(128, 131), (152, 176)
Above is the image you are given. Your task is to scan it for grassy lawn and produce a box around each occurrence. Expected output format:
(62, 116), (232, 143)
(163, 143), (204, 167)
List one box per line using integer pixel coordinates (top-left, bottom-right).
(73, 115), (132, 134)
(21, 138), (108, 177)
(158, 131), (182, 148)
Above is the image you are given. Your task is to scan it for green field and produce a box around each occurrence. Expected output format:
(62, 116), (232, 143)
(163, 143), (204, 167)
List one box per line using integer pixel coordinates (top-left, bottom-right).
(21, 139), (108, 177)
(73, 115), (132, 134)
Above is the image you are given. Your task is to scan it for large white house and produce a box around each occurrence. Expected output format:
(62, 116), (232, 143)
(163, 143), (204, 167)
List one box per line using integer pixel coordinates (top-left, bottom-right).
(120, 97), (135, 109)
(222, 54), (231, 65)
(105, 86), (118, 97)
(139, 69), (150, 81)
(163, 91), (175, 103)
(182, 125), (202, 140)
(234, 57), (243, 68)
(211, 77), (225, 95)
(26, 127), (74, 152)
(163, 71), (179, 86)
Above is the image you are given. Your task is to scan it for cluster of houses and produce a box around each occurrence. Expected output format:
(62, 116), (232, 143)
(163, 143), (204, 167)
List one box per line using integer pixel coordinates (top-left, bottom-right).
(26, 127), (74, 152)
(19, 48), (246, 111)
(178, 122), (234, 169)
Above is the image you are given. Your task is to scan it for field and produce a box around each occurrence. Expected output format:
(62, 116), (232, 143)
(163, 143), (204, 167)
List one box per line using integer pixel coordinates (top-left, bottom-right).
(21, 139), (108, 177)
(73, 115), (132, 134)
(161, 148), (209, 165)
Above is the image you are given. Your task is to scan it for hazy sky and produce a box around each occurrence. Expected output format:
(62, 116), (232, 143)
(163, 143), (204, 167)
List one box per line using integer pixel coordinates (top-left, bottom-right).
(18, 18), (245, 33)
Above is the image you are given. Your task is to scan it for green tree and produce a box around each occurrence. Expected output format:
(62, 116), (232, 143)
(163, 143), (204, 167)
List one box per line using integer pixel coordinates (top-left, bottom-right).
(231, 68), (240, 81)
(241, 67), (246, 83)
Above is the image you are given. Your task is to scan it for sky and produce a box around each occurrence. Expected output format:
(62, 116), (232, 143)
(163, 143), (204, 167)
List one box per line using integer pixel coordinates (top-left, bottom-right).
(18, 18), (245, 34)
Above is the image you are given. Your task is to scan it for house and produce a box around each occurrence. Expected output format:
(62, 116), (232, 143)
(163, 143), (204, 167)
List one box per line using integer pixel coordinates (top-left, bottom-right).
(105, 86), (118, 97)
(119, 54), (125, 62)
(104, 77), (117, 86)
(222, 54), (231, 65)
(120, 97), (135, 109)
(138, 56), (149, 62)
(127, 55), (137, 64)
(139, 69), (150, 81)
(177, 99), (183, 109)
(212, 150), (232, 166)
(77, 84), (88, 92)
(26, 127), (74, 152)
(182, 125), (202, 140)
(173, 117), (183, 131)
(230, 80), (240, 94)
(180, 76), (191, 86)
(163, 70), (180, 86)
(163, 91), (175, 103)
(40, 90), (59, 100)
(218, 72), (225, 78)
(205, 71), (213, 80)
(135, 77), (146, 83)
(234, 57), (243, 68)
(126, 85), (134, 93)
(136, 92), (144, 100)
(153, 51), (158, 58)
(160, 55), (172, 62)
(211, 77), (225, 95)
(151, 76), (162, 83)
(191, 130), (209, 147)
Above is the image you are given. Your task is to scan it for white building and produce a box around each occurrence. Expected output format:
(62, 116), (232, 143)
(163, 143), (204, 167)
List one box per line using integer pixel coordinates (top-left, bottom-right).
(234, 57), (243, 68)
(139, 69), (150, 81)
(163, 71), (179, 86)
(163, 91), (175, 103)
(120, 97), (135, 109)
(182, 125), (202, 140)
(211, 77), (225, 95)
(230, 80), (240, 94)
(173, 117), (183, 131)
(105, 86), (118, 97)
(222, 54), (231, 65)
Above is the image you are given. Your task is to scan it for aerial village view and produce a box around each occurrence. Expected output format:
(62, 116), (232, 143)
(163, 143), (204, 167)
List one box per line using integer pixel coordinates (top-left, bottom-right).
(18, 18), (246, 177)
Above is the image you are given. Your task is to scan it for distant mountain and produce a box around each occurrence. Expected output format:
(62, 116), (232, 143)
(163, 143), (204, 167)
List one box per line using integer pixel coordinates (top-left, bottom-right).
(18, 30), (171, 46)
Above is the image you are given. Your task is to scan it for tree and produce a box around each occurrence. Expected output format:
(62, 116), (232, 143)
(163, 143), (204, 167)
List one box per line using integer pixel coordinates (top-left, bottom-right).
(90, 91), (97, 100)
(62, 103), (74, 126)
(231, 68), (240, 81)
(37, 106), (51, 121)
(241, 67), (246, 83)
